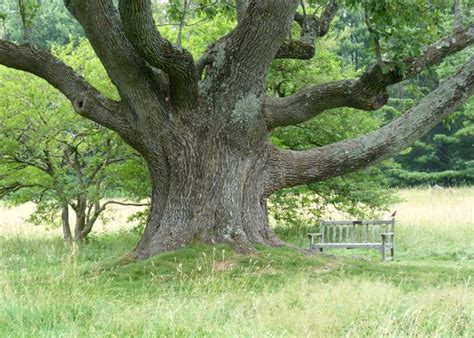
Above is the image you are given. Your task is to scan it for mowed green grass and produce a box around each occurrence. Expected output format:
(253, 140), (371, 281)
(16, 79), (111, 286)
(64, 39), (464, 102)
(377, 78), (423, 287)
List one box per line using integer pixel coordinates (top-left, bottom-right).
(1, 188), (473, 337)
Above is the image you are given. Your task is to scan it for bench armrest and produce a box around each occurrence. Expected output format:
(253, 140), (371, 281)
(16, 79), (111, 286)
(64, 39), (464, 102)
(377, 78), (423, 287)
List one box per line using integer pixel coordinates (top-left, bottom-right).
(307, 233), (322, 246)
(381, 232), (395, 243)
(381, 232), (394, 237)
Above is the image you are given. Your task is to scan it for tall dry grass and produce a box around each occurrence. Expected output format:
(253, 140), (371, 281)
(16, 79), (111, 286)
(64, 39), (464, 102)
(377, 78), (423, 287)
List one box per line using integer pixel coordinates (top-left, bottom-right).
(392, 187), (474, 260)
(395, 186), (473, 227)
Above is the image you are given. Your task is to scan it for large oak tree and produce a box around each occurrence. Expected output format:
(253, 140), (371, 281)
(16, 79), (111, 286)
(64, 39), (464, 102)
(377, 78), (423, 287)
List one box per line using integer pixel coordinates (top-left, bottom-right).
(0, 0), (473, 259)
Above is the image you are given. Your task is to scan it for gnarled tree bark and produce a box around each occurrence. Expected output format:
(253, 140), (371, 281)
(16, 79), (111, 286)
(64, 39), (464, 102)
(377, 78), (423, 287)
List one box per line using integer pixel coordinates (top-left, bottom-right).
(0, 0), (473, 259)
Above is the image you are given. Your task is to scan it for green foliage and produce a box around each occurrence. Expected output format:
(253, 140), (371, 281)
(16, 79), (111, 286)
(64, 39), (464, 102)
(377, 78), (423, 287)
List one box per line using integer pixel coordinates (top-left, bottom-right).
(267, 37), (396, 225)
(0, 0), (83, 47)
(17, 0), (41, 30)
(333, 9), (372, 71)
(164, 0), (234, 22)
(0, 40), (147, 234)
(157, 11), (234, 57)
(331, 2), (474, 187)
(343, 0), (449, 64)
(127, 208), (150, 235)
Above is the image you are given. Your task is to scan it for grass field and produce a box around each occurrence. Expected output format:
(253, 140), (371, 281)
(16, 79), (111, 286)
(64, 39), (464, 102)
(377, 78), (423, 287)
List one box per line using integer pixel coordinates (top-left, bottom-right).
(0, 187), (473, 337)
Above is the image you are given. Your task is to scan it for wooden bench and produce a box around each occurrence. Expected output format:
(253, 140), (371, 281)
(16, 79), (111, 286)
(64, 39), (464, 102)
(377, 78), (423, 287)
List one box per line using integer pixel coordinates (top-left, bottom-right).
(308, 219), (395, 261)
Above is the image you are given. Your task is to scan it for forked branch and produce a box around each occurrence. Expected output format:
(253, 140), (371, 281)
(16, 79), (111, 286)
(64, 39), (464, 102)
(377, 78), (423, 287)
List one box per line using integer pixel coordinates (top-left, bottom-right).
(118, 0), (198, 108)
(64, 0), (160, 109)
(234, 0), (337, 61)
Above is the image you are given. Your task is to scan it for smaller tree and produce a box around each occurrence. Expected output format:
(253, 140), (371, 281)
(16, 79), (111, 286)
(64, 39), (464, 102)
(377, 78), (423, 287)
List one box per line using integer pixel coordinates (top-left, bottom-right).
(0, 42), (148, 242)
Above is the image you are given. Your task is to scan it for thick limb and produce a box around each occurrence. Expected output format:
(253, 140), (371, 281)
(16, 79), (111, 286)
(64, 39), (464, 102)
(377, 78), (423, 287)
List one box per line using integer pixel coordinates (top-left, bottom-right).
(266, 56), (474, 191)
(0, 40), (131, 136)
(118, 0), (198, 108)
(202, 0), (299, 95)
(265, 27), (474, 129)
(234, 0), (338, 60)
(64, 0), (161, 111)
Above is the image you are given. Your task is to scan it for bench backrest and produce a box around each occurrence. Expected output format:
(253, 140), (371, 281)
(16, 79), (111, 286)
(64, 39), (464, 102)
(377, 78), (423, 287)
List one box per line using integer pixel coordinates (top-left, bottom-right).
(319, 219), (395, 244)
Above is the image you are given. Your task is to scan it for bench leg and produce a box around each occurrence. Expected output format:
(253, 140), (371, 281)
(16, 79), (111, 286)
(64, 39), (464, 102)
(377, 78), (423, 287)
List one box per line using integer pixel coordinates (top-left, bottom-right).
(381, 242), (386, 261)
(319, 248), (323, 252)
(391, 247), (394, 261)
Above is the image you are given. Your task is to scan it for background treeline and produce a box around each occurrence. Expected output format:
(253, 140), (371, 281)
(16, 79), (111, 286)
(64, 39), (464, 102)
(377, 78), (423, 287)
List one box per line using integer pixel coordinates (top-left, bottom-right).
(0, 0), (472, 235)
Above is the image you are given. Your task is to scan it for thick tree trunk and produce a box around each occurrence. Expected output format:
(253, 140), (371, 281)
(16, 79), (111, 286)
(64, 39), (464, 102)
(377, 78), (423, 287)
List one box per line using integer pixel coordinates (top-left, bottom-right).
(134, 144), (281, 259)
(131, 94), (282, 259)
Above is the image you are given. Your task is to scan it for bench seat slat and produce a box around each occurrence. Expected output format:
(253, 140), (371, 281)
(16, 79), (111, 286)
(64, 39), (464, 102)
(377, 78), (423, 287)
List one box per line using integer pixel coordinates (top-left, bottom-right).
(311, 243), (393, 249)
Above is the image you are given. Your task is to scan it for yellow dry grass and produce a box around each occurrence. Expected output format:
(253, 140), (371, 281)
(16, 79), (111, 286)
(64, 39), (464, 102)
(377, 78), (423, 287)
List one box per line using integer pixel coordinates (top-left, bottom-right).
(395, 186), (473, 227)
(0, 200), (145, 238)
(0, 186), (472, 238)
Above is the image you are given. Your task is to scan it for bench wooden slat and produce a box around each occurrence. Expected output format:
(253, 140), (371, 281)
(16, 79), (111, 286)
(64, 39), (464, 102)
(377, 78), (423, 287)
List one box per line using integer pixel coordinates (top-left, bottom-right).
(322, 220), (393, 225)
(320, 221), (325, 243)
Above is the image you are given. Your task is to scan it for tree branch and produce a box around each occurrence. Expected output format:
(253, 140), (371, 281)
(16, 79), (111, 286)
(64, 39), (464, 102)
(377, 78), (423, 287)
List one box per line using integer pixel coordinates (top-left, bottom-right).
(265, 26), (474, 129)
(266, 55), (474, 192)
(64, 0), (162, 111)
(364, 6), (383, 67)
(101, 200), (150, 209)
(118, 0), (198, 108)
(202, 0), (298, 95)
(235, 0), (249, 22)
(0, 182), (41, 198)
(275, 0), (338, 60)
(64, 145), (85, 189)
(233, 1), (337, 61)
(8, 154), (49, 173)
(0, 39), (130, 135)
